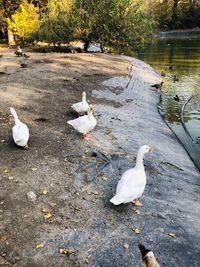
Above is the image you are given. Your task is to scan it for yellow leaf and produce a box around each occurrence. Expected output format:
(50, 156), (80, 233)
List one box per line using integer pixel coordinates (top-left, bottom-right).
(44, 213), (52, 219)
(102, 176), (108, 181)
(132, 227), (141, 234)
(42, 208), (49, 213)
(59, 248), (75, 254)
(42, 208), (52, 219)
(123, 243), (129, 249)
(3, 169), (9, 173)
(92, 191), (99, 195)
(36, 243), (44, 248)
(90, 197), (96, 203)
(43, 190), (48, 195)
(168, 233), (176, 238)
(31, 167), (37, 171)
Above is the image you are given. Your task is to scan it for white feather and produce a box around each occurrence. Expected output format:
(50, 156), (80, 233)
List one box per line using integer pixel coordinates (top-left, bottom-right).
(110, 145), (152, 205)
(71, 92), (89, 114)
(67, 105), (96, 135)
(10, 107), (29, 147)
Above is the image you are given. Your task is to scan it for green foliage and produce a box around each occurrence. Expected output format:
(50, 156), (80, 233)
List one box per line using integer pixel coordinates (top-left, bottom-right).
(0, 0), (22, 37)
(7, 0), (40, 44)
(150, 0), (200, 30)
(36, 0), (73, 45)
(71, 0), (156, 53)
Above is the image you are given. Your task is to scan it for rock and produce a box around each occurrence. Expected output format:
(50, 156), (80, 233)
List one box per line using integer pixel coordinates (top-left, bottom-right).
(27, 191), (37, 202)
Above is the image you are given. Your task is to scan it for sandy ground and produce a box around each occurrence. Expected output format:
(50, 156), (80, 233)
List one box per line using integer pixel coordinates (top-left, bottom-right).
(0, 47), (200, 267)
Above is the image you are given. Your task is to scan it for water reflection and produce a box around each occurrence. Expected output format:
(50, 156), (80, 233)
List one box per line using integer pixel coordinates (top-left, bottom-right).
(138, 34), (200, 166)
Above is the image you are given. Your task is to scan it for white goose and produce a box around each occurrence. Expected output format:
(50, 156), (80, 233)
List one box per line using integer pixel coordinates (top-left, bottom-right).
(67, 104), (97, 140)
(10, 107), (29, 148)
(110, 145), (152, 206)
(71, 91), (89, 115)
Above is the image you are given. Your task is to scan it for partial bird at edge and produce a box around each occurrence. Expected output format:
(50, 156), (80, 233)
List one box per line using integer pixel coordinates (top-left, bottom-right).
(138, 244), (160, 267)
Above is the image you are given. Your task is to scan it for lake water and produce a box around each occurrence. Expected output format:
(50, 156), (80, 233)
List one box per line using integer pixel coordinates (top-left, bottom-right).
(138, 34), (200, 170)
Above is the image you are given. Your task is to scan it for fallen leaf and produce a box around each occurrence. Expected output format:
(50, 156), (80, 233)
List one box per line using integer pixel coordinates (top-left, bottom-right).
(42, 190), (48, 195)
(90, 197), (96, 203)
(42, 208), (52, 219)
(31, 167), (37, 171)
(36, 243), (44, 248)
(81, 187), (87, 192)
(74, 206), (81, 211)
(102, 176), (108, 181)
(132, 227), (141, 234)
(59, 248), (75, 255)
(50, 202), (57, 207)
(134, 209), (140, 215)
(3, 169), (9, 173)
(123, 243), (129, 249)
(92, 191), (99, 195)
(168, 233), (176, 238)
(0, 140), (5, 143)
(85, 256), (91, 264)
(44, 213), (52, 219)
(0, 235), (9, 242)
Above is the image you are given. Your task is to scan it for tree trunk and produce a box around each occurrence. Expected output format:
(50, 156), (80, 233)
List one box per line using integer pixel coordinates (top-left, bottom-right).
(84, 40), (90, 52)
(170, 0), (179, 29)
(7, 28), (15, 45)
(189, 0), (195, 17)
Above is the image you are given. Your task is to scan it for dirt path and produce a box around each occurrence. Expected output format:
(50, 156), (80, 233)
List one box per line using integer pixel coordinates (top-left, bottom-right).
(0, 47), (200, 267)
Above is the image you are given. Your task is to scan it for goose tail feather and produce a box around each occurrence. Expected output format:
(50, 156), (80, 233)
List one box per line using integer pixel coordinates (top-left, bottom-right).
(110, 195), (124, 205)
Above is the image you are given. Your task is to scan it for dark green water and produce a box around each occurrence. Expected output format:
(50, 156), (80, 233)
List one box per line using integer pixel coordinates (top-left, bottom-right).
(138, 35), (200, 169)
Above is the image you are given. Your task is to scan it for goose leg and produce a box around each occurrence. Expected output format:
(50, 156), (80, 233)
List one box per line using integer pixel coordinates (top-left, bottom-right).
(24, 144), (30, 150)
(132, 198), (143, 206)
(83, 134), (91, 141)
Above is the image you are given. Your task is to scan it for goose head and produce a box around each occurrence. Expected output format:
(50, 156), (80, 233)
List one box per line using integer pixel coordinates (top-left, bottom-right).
(88, 104), (94, 111)
(82, 91), (87, 101)
(136, 145), (153, 168)
(139, 145), (153, 155)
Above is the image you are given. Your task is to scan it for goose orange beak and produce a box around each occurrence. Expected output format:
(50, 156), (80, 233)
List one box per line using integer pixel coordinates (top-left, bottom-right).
(149, 147), (153, 153)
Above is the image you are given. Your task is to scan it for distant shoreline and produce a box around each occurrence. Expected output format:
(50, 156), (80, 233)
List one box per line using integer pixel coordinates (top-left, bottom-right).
(154, 29), (200, 38)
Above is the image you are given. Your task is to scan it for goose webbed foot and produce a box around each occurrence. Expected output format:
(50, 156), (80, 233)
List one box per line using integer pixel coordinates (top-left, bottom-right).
(132, 198), (143, 206)
(83, 134), (91, 141)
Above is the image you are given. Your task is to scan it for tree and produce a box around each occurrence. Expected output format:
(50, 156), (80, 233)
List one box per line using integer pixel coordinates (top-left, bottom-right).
(7, 0), (40, 44)
(149, 0), (200, 30)
(36, 0), (73, 45)
(71, 0), (156, 53)
(0, 0), (22, 44)
(170, 0), (179, 28)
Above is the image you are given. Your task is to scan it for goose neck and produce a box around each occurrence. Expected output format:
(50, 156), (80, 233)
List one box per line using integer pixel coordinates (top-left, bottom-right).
(82, 94), (86, 101)
(135, 152), (145, 169)
(87, 109), (93, 119)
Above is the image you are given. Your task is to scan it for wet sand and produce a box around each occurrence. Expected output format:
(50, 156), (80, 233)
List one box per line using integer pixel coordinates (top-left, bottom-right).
(0, 47), (200, 266)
